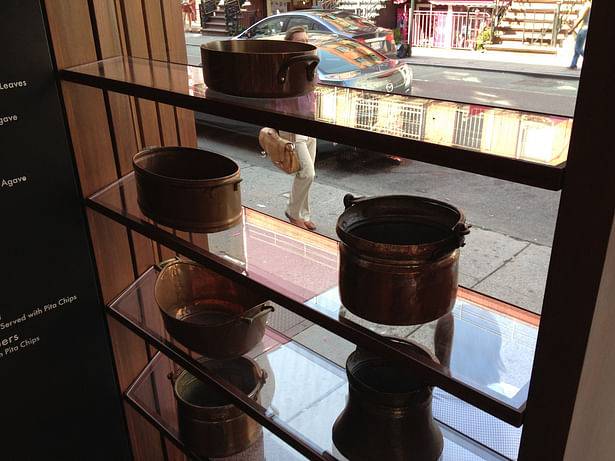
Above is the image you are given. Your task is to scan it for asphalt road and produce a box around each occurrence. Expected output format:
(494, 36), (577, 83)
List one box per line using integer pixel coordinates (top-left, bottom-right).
(408, 63), (578, 117)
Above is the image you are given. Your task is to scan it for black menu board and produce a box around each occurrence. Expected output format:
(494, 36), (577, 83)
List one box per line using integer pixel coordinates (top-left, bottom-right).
(0, 0), (129, 458)
(225, 0), (240, 17)
(204, 0), (217, 14)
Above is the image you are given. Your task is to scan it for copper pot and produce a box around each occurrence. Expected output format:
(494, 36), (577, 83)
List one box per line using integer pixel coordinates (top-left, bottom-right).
(336, 194), (470, 325)
(133, 146), (242, 233)
(174, 356), (266, 458)
(200, 40), (320, 98)
(332, 338), (443, 461)
(155, 259), (273, 358)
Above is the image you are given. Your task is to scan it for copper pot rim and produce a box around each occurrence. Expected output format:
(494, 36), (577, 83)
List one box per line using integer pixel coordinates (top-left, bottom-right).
(174, 356), (265, 411)
(133, 146), (240, 185)
(154, 260), (272, 326)
(336, 194), (469, 258)
(200, 39), (317, 55)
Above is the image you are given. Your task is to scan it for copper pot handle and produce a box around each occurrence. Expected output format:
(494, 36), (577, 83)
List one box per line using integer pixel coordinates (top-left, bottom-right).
(155, 256), (180, 271)
(343, 193), (367, 209)
(278, 55), (320, 84)
(206, 177), (242, 198)
(240, 303), (275, 324)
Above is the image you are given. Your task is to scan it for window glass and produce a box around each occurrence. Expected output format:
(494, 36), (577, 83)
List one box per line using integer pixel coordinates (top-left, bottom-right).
(287, 17), (327, 32)
(318, 11), (376, 33)
(248, 17), (286, 37)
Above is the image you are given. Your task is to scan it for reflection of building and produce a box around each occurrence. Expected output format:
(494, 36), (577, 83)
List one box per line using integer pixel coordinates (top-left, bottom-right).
(314, 86), (571, 165)
(319, 39), (382, 69)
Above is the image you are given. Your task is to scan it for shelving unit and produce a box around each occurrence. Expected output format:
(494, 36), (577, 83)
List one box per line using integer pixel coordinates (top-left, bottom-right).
(43, 2), (615, 460)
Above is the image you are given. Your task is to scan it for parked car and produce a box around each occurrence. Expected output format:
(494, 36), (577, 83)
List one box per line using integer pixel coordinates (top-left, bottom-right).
(235, 9), (396, 57)
(308, 33), (412, 95)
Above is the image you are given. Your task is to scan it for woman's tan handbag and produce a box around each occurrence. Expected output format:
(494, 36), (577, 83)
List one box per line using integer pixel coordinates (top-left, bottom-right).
(258, 128), (300, 174)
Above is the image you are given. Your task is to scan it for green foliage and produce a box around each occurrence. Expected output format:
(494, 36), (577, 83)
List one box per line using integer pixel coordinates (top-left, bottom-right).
(393, 27), (402, 45)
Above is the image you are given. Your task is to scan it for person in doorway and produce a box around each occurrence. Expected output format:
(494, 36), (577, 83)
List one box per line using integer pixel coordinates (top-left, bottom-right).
(277, 26), (318, 231)
(182, 0), (197, 32)
(568, 0), (591, 70)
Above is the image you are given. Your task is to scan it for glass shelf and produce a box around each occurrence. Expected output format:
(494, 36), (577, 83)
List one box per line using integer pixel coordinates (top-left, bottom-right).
(95, 175), (538, 427)
(126, 347), (519, 460)
(60, 56), (566, 190)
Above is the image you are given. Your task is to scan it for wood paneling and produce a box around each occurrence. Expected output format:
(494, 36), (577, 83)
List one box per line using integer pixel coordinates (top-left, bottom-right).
(87, 211), (135, 303)
(124, 403), (165, 461)
(61, 82), (118, 196)
(92, 0), (123, 58)
(44, 0), (96, 69)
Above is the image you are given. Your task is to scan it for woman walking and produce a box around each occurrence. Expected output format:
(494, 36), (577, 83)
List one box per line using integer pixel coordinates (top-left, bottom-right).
(278, 26), (318, 231)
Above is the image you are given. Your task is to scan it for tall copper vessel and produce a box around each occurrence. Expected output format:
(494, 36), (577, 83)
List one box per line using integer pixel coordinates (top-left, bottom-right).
(332, 339), (443, 461)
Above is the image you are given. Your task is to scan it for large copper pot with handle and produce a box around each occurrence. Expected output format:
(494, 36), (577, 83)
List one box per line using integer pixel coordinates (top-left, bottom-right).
(200, 40), (320, 98)
(336, 194), (470, 325)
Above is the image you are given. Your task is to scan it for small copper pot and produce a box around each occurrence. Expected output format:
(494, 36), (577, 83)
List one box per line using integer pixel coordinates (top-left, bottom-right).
(173, 356), (266, 458)
(332, 338), (443, 461)
(155, 259), (273, 358)
(336, 194), (470, 325)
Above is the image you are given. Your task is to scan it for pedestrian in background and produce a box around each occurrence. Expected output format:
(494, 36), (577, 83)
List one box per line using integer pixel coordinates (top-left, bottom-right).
(182, 0), (197, 32)
(278, 26), (318, 231)
(568, 0), (591, 70)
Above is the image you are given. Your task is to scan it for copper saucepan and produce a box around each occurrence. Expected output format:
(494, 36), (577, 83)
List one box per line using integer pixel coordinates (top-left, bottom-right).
(155, 259), (274, 358)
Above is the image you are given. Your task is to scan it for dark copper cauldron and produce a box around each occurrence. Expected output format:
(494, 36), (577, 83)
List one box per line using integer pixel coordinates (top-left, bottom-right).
(174, 356), (266, 458)
(332, 339), (443, 461)
(155, 259), (273, 358)
(200, 40), (320, 98)
(336, 194), (470, 325)
(133, 146), (242, 233)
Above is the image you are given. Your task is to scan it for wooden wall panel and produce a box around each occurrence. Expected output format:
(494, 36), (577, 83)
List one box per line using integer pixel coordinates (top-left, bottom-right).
(132, 230), (157, 275)
(124, 403), (166, 461)
(92, 0), (123, 58)
(162, 0), (198, 146)
(108, 91), (140, 174)
(60, 82), (118, 196)
(44, 0), (96, 69)
(162, 0), (189, 64)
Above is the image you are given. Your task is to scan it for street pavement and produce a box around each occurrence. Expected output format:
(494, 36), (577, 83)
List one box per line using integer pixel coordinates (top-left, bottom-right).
(187, 30), (580, 316)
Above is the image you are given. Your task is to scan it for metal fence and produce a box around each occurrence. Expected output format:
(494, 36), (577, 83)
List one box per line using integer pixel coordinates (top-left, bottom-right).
(411, 10), (491, 50)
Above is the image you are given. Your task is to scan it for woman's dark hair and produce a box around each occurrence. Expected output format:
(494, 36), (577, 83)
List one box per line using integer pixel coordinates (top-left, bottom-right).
(284, 25), (307, 41)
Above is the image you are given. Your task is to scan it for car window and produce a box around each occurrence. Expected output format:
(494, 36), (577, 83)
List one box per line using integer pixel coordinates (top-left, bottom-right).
(318, 11), (377, 33)
(246, 17), (286, 38)
(316, 39), (386, 74)
(286, 17), (328, 32)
